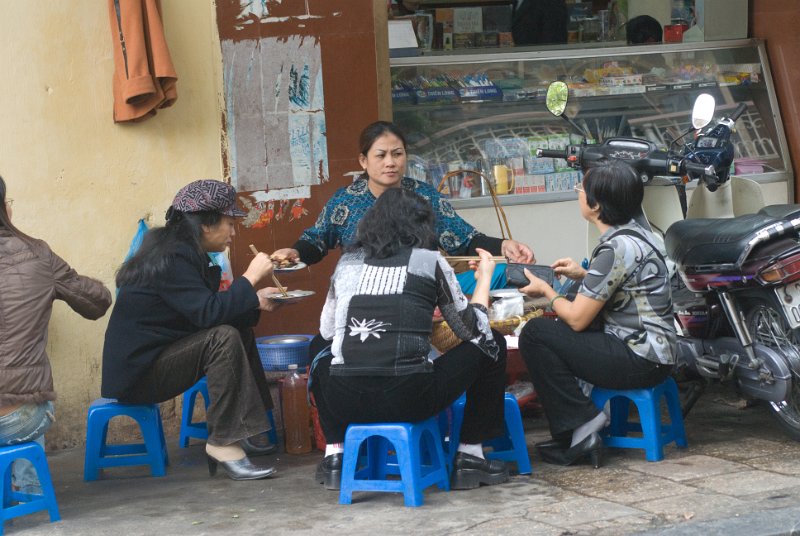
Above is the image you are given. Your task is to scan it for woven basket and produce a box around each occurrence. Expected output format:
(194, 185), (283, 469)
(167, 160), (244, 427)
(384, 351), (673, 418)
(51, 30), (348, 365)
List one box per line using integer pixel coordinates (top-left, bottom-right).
(437, 169), (513, 271)
(431, 309), (543, 354)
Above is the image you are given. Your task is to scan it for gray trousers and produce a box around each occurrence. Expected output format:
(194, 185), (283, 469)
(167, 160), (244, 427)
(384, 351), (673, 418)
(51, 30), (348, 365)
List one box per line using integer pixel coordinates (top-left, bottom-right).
(120, 325), (273, 446)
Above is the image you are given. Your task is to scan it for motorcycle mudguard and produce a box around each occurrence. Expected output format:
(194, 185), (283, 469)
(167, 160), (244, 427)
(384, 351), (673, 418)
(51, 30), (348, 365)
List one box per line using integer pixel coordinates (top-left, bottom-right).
(678, 336), (792, 402)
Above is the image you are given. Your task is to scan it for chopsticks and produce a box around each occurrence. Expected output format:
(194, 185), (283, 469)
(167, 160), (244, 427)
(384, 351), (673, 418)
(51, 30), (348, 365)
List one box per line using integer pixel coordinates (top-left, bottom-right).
(249, 244), (289, 298)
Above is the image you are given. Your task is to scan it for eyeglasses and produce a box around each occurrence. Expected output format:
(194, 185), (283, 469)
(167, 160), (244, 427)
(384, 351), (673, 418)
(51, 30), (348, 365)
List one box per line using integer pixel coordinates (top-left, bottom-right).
(573, 184), (585, 194)
(4, 198), (12, 207)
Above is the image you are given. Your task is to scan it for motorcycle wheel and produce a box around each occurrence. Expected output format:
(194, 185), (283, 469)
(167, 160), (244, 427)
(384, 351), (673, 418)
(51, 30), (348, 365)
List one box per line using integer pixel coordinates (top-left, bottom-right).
(744, 298), (800, 441)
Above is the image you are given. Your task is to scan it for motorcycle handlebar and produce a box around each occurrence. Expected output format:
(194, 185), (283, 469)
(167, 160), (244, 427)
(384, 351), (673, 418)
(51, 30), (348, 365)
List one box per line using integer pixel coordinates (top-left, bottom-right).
(684, 161), (716, 179)
(728, 102), (748, 122)
(536, 148), (568, 159)
(536, 149), (567, 158)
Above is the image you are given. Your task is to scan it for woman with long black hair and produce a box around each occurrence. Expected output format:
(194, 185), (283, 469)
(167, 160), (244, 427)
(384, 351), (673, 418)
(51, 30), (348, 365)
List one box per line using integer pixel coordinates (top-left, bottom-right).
(310, 187), (510, 491)
(102, 179), (284, 481)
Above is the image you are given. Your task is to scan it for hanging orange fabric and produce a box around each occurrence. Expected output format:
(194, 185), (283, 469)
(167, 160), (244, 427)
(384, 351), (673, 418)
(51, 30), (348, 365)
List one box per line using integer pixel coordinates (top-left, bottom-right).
(107, 0), (178, 123)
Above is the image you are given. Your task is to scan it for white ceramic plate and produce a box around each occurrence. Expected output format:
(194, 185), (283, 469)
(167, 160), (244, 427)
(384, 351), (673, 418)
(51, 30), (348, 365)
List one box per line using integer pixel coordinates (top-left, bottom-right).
(263, 289), (315, 303)
(273, 261), (307, 273)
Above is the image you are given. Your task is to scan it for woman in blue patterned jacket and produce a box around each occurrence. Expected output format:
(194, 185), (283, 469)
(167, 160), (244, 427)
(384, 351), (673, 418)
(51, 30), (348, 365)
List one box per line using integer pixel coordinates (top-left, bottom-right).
(272, 121), (535, 267)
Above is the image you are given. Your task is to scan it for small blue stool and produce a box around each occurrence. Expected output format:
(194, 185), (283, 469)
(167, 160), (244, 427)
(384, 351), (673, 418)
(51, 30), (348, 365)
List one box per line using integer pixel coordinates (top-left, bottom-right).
(1, 442), (60, 535)
(448, 392), (532, 475)
(339, 416), (450, 507)
(179, 377), (278, 448)
(591, 377), (688, 462)
(83, 399), (169, 481)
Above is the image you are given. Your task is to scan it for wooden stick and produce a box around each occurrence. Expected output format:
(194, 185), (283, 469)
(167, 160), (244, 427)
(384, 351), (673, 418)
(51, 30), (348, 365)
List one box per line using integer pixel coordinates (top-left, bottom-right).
(444, 256), (508, 263)
(249, 244), (289, 297)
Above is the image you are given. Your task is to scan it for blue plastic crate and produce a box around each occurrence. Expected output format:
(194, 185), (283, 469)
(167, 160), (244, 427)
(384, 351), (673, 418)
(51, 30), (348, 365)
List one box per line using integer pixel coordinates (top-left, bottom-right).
(256, 334), (313, 371)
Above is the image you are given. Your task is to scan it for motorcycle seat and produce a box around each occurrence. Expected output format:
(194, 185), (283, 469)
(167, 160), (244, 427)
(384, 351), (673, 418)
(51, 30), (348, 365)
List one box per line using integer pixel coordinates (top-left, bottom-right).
(665, 214), (778, 267)
(758, 204), (800, 222)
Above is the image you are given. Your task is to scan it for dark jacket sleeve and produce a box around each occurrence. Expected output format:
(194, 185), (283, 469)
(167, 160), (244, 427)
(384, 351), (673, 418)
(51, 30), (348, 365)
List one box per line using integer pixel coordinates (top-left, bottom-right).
(156, 249), (260, 329)
(465, 234), (504, 256)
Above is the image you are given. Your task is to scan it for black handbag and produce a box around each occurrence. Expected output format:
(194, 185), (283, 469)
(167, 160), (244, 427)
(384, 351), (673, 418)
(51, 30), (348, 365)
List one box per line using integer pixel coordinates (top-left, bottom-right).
(505, 263), (555, 288)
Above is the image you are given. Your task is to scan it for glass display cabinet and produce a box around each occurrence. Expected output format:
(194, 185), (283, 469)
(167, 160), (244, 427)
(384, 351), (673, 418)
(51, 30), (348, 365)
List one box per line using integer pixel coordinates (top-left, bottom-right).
(390, 38), (793, 208)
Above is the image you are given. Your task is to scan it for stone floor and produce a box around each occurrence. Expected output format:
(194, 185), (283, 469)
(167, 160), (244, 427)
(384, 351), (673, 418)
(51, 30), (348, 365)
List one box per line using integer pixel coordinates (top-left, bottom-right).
(6, 382), (800, 536)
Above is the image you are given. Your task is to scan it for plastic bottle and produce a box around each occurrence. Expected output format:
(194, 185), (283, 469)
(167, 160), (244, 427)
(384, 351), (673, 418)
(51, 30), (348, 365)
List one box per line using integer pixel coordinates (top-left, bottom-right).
(282, 364), (312, 454)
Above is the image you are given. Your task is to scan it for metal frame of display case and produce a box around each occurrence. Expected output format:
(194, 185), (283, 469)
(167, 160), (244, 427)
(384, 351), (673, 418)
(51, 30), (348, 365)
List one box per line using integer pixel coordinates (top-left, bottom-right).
(390, 38), (793, 209)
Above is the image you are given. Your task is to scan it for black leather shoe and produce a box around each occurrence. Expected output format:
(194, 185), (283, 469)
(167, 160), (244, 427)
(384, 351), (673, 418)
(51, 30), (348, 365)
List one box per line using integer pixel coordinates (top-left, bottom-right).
(241, 435), (278, 456)
(315, 453), (342, 490)
(450, 452), (509, 490)
(535, 438), (571, 451)
(207, 455), (276, 481)
(538, 432), (603, 469)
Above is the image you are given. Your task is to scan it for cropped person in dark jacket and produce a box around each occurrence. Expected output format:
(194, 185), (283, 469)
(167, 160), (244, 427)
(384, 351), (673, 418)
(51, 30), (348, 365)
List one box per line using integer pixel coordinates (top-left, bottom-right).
(0, 175), (112, 494)
(311, 188), (510, 491)
(102, 179), (284, 481)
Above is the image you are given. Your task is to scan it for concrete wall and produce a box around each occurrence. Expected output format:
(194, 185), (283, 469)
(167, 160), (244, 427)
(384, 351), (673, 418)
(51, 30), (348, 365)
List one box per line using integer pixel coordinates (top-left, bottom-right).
(0, 1), (224, 448)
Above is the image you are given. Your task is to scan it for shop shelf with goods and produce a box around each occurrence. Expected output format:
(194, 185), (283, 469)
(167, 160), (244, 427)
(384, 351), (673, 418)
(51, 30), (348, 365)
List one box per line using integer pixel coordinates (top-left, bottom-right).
(390, 38), (793, 212)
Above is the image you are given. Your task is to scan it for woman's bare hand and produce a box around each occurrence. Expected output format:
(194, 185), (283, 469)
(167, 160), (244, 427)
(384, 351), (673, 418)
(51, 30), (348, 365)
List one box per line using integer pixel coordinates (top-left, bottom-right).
(271, 248), (300, 263)
(243, 253), (274, 287)
(256, 287), (284, 312)
(519, 268), (551, 297)
(472, 248), (496, 282)
(501, 239), (535, 264)
(551, 257), (586, 280)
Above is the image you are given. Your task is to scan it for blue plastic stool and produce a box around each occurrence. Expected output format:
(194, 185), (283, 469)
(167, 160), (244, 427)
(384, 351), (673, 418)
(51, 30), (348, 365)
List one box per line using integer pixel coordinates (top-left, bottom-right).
(179, 378), (210, 447)
(1, 442), (60, 535)
(591, 377), (688, 462)
(339, 417), (450, 507)
(179, 377), (278, 448)
(448, 392), (532, 475)
(83, 399), (169, 481)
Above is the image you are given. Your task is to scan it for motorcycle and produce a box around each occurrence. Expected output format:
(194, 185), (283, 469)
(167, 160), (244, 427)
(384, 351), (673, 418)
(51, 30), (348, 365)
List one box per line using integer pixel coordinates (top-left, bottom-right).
(537, 81), (800, 440)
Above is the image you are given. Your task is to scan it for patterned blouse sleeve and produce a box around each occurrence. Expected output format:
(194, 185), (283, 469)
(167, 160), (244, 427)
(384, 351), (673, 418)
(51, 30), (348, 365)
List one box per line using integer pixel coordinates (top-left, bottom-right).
(579, 242), (622, 303)
(296, 197), (339, 263)
(413, 180), (480, 255)
(434, 255), (499, 360)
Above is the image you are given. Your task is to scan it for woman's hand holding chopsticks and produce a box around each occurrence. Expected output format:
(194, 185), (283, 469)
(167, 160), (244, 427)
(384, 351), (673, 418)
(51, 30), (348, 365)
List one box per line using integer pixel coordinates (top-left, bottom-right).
(248, 244), (289, 298)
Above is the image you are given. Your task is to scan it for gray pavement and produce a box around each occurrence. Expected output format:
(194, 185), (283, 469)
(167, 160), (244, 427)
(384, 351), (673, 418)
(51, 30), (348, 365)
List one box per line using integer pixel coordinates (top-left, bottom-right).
(6, 383), (800, 536)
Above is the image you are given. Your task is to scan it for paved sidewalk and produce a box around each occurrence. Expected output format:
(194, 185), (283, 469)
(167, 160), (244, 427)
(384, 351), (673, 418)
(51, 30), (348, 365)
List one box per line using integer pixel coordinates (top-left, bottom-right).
(6, 383), (800, 536)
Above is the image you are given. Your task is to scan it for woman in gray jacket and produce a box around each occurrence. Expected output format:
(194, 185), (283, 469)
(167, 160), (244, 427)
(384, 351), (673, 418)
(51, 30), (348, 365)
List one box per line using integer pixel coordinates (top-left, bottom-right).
(0, 175), (112, 493)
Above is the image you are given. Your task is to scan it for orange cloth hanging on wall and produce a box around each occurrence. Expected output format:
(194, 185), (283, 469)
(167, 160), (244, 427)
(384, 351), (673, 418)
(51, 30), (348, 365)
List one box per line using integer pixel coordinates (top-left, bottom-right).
(107, 0), (178, 123)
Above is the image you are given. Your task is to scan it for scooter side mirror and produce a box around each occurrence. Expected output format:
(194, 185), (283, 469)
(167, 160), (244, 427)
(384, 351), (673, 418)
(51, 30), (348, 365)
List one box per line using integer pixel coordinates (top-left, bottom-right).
(546, 81), (569, 117)
(692, 93), (716, 129)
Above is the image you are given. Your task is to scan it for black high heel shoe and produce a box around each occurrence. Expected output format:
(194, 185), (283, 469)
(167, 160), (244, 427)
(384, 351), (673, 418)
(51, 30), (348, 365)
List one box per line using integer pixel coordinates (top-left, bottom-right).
(240, 435), (278, 456)
(538, 432), (603, 468)
(207, 454), (277, 481)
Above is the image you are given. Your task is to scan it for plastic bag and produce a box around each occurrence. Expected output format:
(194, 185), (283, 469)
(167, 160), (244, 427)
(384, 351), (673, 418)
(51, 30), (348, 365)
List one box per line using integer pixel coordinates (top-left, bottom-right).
(208, 251), (234, 292)
(124, 219), (149, 261)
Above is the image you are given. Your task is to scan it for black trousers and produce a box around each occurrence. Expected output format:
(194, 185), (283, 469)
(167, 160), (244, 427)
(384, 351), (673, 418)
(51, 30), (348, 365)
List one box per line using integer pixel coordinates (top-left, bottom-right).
(310, 334), (507, 444)
(519, 317), (672, 440)
(120, 325), (274, 446)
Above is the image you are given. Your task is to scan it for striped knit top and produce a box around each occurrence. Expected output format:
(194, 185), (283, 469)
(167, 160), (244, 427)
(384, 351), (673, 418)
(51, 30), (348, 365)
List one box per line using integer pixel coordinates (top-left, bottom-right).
(320, 247), (498, 376)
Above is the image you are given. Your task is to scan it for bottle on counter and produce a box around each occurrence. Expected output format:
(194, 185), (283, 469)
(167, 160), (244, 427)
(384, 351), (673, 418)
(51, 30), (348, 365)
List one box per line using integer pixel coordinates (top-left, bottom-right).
(281, 364), (312, 454)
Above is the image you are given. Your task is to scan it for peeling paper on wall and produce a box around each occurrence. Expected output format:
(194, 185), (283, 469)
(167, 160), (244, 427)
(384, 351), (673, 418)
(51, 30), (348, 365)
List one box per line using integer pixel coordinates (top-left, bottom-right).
(222, 35), (329, 194)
